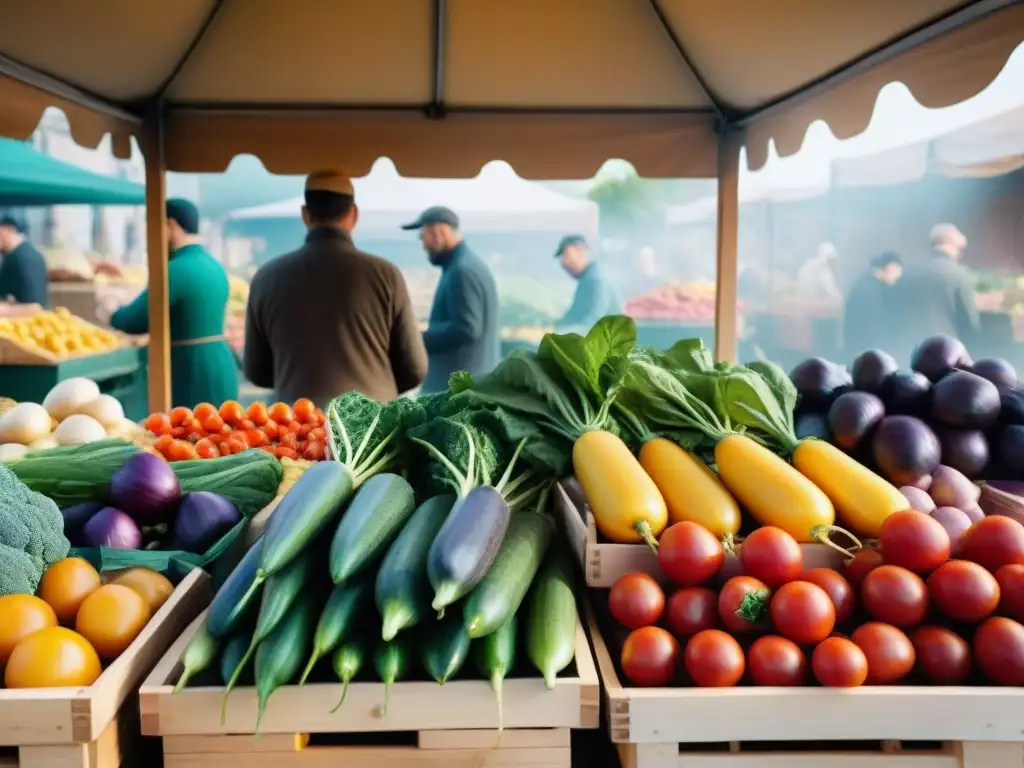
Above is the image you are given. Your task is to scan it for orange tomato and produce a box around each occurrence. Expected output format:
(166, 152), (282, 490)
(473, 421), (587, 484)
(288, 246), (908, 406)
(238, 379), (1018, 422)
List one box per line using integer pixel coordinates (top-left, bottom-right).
(168, 407), (194, 427)
(154, 434), (175, 456)
(247, 402), (270, 426)
(0, 594), (58, 665)
(192, 402), (218, 422)
(144, 412), (172, 436)
(201, 413), (225, 433)
(303, 440), (326, 461)
(195, 438), (220, 459)
(225, 437), (248, 455)
(244, 428), (268, 447)
(263, 421), (280, 440)
(260, 445), (276, 454)
(219, 443), (233, 457)
(274, 446), (298, 460)
(219, 400), (245, 425)
(279, 432), (299, 450)
(75, 584), (151, 660)
(167, 440), (198, 461)
(285, 420), (302, 434)
(111, 569), (174, 614)
(184, 417), (205, 436)
(297, 423), (313, 439)
(228, 430), (250, 447)
(36, 558), (101, 625)
(314, 409), (326, 425)
(170, 426), (187, 439)
(293, 398), (316, 424)
(269, 402), (294, 424)
(4, 627), (101, 688)
(307, 426), (326, 443)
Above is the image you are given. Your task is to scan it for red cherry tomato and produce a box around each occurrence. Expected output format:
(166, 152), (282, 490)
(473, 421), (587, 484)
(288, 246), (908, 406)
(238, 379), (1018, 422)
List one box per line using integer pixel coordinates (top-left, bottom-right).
(739, 526), (803, 589)
(973, 616), (1024, 686)
(927, 559), (1000, 623)
(996, 564), (1024, 621)
(609, 573), (665, 630)
(850, 622), (916, 685)
(747, 635), (807, 687)
(879, 510), (951, 574)
(620, 626), (680, 687)
(684, 629), (745, 688)
(718, 576), (771, 633)
(801, 568), (855, 624)
(665, 587), (719, 640)
(861, 565), (929, 628)
(812, 637), (868, 688)
(657, 522), (724, 587)
(769, 581), (836, 645)
(960, 516), (1024, 573)
(910, 626), (972, 685)
(844, 548), (884, 588)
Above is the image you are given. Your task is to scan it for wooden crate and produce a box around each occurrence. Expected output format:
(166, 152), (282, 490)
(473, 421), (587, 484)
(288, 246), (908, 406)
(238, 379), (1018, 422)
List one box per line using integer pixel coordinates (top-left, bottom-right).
(139, 607), (600, 768)
(553, 481), (846, 587)
(978, 484), (1024, 526)
(0, 568), (211, 768)
(585, 600), (1024, 768)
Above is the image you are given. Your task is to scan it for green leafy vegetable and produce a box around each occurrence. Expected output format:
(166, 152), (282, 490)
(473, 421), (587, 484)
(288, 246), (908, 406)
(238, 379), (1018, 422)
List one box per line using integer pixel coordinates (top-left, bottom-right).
(325, 393), (427, 486)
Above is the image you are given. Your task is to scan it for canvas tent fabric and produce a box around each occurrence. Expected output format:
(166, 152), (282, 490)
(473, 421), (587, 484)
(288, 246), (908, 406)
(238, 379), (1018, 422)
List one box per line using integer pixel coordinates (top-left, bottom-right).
(0, 136), (144, 206)
(0, 0), (1020, 177)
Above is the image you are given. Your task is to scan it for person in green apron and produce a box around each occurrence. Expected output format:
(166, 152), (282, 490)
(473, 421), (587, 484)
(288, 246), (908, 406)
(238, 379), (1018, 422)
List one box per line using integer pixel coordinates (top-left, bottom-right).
(111, 199), (239, 408)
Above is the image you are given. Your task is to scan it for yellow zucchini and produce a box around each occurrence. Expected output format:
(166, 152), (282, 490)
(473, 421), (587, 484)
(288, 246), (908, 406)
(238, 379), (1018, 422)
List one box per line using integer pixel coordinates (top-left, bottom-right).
(792, 439), (909, 536)
(639, 437), (741, 536)
(714, 434), (834, 542)
(573, 430), (667, 547)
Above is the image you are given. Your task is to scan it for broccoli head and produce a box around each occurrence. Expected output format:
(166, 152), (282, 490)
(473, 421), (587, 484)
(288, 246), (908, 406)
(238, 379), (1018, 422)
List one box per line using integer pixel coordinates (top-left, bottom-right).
(0, 464), (70, 595)
(0, 542), (41, 596)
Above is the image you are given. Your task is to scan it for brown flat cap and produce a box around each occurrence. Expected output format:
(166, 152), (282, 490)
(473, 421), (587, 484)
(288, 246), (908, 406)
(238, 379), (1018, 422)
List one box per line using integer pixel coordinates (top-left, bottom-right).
(305, 170), (354, 196)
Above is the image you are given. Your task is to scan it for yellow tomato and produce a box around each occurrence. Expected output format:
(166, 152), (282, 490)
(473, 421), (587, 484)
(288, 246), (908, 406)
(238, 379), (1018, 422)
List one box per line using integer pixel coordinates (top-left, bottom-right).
(75, 584), (151, 660)
(111, 569), (174, 614)
(0, 594), (58, 666)
(37, 557), (102, 625)
(4, 627), (102, 688)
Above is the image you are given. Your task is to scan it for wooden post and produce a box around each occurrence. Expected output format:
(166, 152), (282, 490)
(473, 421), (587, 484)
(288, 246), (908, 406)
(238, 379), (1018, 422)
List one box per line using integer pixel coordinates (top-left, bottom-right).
(142, 109), (171, 413)
(714, 130), (742, 363)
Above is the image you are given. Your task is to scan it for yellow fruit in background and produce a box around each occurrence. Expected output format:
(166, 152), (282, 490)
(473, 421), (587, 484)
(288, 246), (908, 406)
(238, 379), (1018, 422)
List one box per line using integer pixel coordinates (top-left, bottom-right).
(75, 584), (151, 659)
(37, 557), (102, 625)
(4, 627), (102, 688)
(0, 594), (58, 666)
(111, 569), (174, 614)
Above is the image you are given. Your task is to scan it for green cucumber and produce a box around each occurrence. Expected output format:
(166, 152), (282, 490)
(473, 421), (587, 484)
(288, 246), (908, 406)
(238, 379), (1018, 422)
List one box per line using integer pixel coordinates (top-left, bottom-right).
(472, 616), (517, 734)
(329, 637), (367, 713)
(222, 547), (317, 723)
(220, 631), (255, 686)
(421, 611), (472, 685)
(463, 509), (553, 638)
(525, 547), (578, 689)
(241, 460), (353, 606)
(173, 621), (219, 693)
(376, 495), (456, 640)
(300, 572), (374, 684)
(329, 473), (416, 583)
(206, 538), (264, 638)
(373, 636), (411, 717)
(253, 597), (317, 736)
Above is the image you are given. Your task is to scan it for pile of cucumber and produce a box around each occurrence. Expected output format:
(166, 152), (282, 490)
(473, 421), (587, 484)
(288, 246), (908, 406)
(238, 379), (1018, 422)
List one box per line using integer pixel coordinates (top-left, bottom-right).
(172, 460), (579, 735)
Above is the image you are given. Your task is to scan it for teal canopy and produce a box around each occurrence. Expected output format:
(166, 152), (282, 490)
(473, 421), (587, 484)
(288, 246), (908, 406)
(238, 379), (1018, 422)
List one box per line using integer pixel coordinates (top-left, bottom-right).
(0, 138), (145, 206)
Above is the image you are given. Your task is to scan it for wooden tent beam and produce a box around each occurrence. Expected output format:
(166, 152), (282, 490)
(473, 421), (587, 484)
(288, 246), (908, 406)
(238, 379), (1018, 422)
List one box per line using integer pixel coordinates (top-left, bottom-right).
(142, 108), (171, 413)
(714, 130), (742, 363)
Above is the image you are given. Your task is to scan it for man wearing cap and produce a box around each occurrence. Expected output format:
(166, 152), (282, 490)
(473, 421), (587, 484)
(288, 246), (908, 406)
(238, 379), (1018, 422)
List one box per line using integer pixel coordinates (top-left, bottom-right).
(0, 215), (48, 306)
(111, 199), (239, 407)
(403, 206), (499, 393)
(554, 235), (622, 332)
(245, 172), (427, 405)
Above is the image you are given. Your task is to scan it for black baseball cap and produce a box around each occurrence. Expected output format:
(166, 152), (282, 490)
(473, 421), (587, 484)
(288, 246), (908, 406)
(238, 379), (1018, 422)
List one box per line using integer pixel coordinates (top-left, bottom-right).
(166, 198), (200, 235)
(555, 234), (587, 257)
(401, 206), (460, 230)
(0, 215), (25, 233)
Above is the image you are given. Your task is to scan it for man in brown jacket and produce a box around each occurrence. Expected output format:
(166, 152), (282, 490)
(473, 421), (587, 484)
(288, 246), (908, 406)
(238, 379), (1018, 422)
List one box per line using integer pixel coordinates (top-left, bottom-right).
(244, 171), (428, 406)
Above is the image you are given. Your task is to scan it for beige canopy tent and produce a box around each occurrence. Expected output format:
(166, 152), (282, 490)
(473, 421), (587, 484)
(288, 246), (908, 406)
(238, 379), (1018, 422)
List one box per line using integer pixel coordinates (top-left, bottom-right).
(0, 0), (1020, 411)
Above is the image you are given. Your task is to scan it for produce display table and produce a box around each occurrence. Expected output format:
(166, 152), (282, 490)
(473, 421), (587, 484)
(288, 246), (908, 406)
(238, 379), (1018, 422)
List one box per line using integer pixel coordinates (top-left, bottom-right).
(0, 569), (210, 768)
(139, 609), (599, 768)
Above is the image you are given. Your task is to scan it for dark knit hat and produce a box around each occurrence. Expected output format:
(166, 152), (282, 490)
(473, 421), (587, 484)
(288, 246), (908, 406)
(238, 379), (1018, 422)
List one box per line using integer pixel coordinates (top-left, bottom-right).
(166, 198), (200, 234)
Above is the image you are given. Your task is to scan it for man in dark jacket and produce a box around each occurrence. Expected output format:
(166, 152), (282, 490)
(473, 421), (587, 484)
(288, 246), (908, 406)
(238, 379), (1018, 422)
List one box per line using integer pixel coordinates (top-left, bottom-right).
(245, 171), (428, 406)
(0, 216), (48, 306)
(843, 251), (902, 357)
(554, 235), (622, 332)
(403, 207), (499, 393)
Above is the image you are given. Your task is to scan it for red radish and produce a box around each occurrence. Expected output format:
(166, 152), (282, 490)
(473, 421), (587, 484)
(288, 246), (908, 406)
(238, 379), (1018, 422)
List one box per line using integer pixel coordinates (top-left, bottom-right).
(861, 565), (929, 628)
(910, 626), (971, 684)
(927, 560), (1000, 623)
(665, 587), (719, 640)
(739, 526), (802, 588)
(959, 516), (1024, 573)
(879, 510), (950, 573)
(801, 568), (855, 624)
(929, 507), (971, 553)
(995, 564), (1024, 621)
(609, 573), (664, 629)
(657, 522), (724, 586)
(620, 627), (679, 687)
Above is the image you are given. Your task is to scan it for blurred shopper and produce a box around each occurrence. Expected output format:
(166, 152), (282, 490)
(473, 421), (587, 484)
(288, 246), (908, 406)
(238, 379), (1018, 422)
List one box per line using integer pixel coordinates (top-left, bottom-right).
(554, 235), (622, 332)
(892, 223), (979, 357)
(796, 242), (841, 301)
(404, 206), (499, 393)
(112, 199), (238, 408)
(843, 251), (903, 356)
(0, 215), (48, 306)
(245, 172), (427, 406)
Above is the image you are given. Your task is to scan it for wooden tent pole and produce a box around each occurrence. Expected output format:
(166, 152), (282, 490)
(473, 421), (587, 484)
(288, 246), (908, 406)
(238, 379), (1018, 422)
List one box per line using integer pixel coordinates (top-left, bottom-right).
(142, 109), (171, 412)
(714, 130), (742, 362)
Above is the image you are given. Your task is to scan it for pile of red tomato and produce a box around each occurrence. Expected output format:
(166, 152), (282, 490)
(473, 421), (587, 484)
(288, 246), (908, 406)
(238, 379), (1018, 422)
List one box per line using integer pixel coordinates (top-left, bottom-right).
(609, 511), (1024, 689)
(143, 399), (328, 462)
